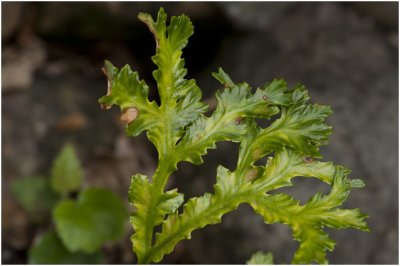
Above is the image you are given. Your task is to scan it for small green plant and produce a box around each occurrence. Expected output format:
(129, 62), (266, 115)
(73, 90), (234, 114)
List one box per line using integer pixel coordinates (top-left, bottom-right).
(11, 144), (128, 264)
(99, 8), (369, 264)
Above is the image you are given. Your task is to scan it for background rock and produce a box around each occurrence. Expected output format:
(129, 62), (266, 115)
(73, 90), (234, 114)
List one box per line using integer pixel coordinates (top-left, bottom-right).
(2, 2), (23, 41)
(2, 2), (398, 264)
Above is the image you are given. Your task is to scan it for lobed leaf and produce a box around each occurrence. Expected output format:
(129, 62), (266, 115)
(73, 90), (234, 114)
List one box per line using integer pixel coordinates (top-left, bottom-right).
(237, 88), (332, 173)
(100, 8), (208, 152)
(251, 148), (337, 191)
(148, 148), (368, 263)
(174, 113), (245, 165)
(175, 69), (292, 165)
(213, 68), (292, 117)
(147, 166), (244, 263)
(259, 88), (332, 158)
(249, 166), (369, 264)
(98, 62), (161, 145)
(139, 8), (208, 144)
(129, 174), (183, 262)
(138, 8), (195, 102)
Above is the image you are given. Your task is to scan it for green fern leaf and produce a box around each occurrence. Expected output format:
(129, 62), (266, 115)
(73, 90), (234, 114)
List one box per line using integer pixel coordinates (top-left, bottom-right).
(98, 8), (369, 265)
(128, 174), (183, 261)
(249, 166), (369, 264)
(175, 70), (291, 165)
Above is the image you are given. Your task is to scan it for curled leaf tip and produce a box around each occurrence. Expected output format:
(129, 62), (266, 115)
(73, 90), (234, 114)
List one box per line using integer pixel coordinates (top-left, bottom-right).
(101, 70), (111, 97)
(102, 60), (118, 97)
(100, 103), (112, 110)
(137, 12), (151, 23)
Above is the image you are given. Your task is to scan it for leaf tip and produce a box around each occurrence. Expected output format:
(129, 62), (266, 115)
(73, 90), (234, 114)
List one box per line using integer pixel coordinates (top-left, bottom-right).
(348, 178), (365, 188)
(99, 60), (119, 110)
(212, 68), (235, 88)
(138, 11), (154, 25)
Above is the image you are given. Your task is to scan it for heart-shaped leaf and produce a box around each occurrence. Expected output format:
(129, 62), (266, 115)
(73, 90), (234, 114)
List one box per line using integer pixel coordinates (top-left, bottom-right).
(54, 188), (128, 253)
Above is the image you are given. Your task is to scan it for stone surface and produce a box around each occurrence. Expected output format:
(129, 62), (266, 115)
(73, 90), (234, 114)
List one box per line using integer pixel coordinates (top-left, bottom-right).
(1, 2), (23, 41)
(217, 2), (295, 31)
(2, 38), (46, 90)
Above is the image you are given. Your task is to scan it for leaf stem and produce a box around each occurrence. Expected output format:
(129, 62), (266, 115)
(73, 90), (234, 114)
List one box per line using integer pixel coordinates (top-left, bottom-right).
(138, 157), (175, 264)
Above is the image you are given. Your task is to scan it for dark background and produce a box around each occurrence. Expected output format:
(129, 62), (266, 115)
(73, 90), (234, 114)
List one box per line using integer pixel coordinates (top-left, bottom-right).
(2, 2), (398, 264)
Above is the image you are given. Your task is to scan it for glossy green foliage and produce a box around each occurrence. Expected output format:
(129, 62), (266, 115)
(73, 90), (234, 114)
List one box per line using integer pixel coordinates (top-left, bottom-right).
(99, 8), (369, 264)
(29, 231), (102, 264)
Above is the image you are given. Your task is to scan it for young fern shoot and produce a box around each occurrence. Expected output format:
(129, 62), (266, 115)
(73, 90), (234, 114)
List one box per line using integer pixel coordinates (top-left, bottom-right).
(99, 8), (369, 264)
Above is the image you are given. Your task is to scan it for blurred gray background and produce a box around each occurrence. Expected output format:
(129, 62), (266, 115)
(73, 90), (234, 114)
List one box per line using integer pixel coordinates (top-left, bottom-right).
(2, 2), (398, 264)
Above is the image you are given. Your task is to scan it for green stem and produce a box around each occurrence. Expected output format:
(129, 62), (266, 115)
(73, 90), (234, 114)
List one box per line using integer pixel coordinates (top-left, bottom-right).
(138, 156), (175, 264)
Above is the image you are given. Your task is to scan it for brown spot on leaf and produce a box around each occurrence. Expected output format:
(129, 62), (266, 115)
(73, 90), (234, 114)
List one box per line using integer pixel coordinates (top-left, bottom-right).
(120, 107), (138, 124)
(223, 83), (230, 88)
(302, 156), (314, 163)
(235, 117), (242, 125)
(263, 95), (269, 101)
(245, 169), (259, 182)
